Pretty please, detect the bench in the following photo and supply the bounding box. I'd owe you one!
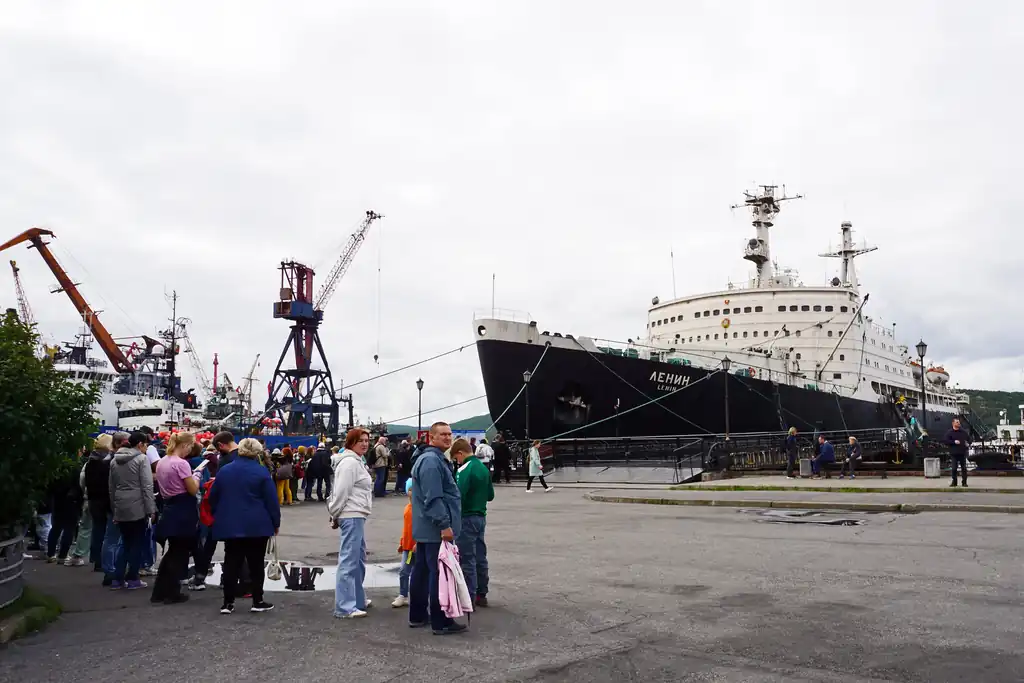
[820,459,887,479]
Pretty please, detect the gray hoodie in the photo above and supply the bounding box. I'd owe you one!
[108,446,157,522]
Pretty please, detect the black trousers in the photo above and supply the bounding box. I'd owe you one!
[492,462,512,484]
[222,537,268,605]
[152,536,193,601]
[526,475,548,490]
[951,454,968,483]
[786,452,797,477]
[47,500,80,559]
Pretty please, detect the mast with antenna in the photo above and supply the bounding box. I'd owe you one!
[731,185,803,289]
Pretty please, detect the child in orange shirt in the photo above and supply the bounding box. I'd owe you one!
[391,480,415,608]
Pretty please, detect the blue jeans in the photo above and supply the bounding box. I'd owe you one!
[142,523,156,568]
[395,471,409,495]
[114,518,147,582]
[374,468,388,496]
[457,516,489,599]
[34,513,52,548]
[334,518,367,616]
[399,550,414,597]
[409,541,451,630]
[102,517,123,577]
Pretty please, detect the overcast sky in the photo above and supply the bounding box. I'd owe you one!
[2,1,1021,427]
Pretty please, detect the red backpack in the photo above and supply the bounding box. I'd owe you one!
[199,478,216,527]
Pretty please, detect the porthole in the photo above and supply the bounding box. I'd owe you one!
[477,325,487,337]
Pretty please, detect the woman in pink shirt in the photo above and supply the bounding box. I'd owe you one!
[152,432,201,605]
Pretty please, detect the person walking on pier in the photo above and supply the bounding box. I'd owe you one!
[372,436,390,497]
[526,440,551,491]
[785,428,799,479]
[109,431,157,590]
[945,418,971,487]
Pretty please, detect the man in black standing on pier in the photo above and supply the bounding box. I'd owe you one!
[945,418,971,487]
[491,433,512,484]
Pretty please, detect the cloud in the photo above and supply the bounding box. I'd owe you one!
[1,0,1020,437]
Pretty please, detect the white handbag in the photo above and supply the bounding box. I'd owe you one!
[266,536,282,581]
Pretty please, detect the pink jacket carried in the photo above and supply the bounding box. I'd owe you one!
[437,540,474,619]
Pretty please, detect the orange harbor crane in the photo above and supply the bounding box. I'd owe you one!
[0,228,134,373]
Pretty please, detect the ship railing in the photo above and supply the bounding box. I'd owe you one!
[473,308,534,324]
[506,436,707,482]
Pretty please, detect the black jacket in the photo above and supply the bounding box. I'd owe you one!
[84,450,113,505]
[945,428,971,457]
[394,444,413,474]
[308,448,332,478]
[492,442,512,465]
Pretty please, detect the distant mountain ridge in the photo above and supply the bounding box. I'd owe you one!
[387,413,492,435]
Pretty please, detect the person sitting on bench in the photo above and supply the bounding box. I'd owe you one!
[811,435,836,478]
[839,436,861,479]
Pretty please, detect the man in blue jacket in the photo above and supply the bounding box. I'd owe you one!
[408,421,465,635]
[812,435,835,478]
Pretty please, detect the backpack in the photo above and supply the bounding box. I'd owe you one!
[199,478,216,526]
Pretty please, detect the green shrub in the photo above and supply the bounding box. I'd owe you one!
[0,311,98,533]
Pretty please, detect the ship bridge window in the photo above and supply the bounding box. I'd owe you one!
[813,305,822,312]
[733,332,738,339]
[744,306,752,313]
[671,316,676,322]
[663,318,668,324]
[825,305,834,312]
[833,373,842,379]
[763,330,768,337]
[840,306,849,312]
[742,331,748,338]
[704,310,710,317]
[694,312,700,319]
[697,335,702,341]
[713,309,720,316]
[778,306,786,312]
[723,308,730,315]
[753,331,758,337]
[801,305,810,312]
[795,330,801,337]
[827,331,833,337]
[755,306,763,312]
[839,354,845,361]
[865,358,870,365]
[689,337,693,342]
[789,305,798,312]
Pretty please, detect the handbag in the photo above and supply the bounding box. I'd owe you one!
[266,536,282,581]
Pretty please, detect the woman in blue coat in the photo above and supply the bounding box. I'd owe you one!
[208,437,280,615]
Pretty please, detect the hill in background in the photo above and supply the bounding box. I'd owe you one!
[387,413,491,436]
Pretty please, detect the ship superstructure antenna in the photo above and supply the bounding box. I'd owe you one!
[819,221,877,290]
[731,185,802,288]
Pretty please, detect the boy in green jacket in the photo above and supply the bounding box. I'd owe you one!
[452,437,494,607]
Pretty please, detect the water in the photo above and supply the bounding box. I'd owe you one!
[196,560,401,593]
[746,509,867,526]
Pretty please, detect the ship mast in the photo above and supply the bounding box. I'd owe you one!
[732,185,802,288]
[819,221,877,290]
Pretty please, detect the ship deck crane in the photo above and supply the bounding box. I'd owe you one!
[9,260,34,327]
[264,210,382,435]
[0,229,134,373]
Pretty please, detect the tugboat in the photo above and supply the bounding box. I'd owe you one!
[473,186,966,439]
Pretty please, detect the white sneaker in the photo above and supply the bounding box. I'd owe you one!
[544,486,554,492]
[392,595,409,608]
[525,489,534,493]
[363,599,373,609]
[337,609,367,619]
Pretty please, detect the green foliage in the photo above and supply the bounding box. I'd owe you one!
[0,311,98,532]
[963,389,1024,427]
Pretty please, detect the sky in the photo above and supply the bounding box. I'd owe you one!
[2,1,1021,428]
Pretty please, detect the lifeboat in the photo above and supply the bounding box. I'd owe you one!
[910,361,923,380]
[926,366,950,385]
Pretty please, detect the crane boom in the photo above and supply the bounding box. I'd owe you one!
[179,322,213,399]
[0,228,134,373]
[9,260,34,326]
[313,210,383,311]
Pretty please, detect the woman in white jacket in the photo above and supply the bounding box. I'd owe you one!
[327,428,374,619]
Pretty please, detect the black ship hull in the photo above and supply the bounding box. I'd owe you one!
[477,339,954,439]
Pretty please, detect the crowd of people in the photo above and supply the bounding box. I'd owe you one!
[31,423,537,630]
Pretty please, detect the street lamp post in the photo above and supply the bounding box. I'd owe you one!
[916,339,928,432]
[721,356,732,441]
[416,378,424,434]
[523,369,533,441]
[115,400,122,429]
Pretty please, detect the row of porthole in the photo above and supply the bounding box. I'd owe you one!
[650,303,852,327]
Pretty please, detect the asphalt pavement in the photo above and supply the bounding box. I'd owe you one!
[3,485,1024,682]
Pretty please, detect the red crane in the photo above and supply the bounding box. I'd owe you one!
[0,228,134,373]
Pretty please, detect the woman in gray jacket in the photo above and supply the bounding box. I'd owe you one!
[108,431,157,590]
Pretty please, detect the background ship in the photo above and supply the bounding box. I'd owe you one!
[475,186,974,441]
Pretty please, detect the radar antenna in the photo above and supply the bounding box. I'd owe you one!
[731,185,802,288]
